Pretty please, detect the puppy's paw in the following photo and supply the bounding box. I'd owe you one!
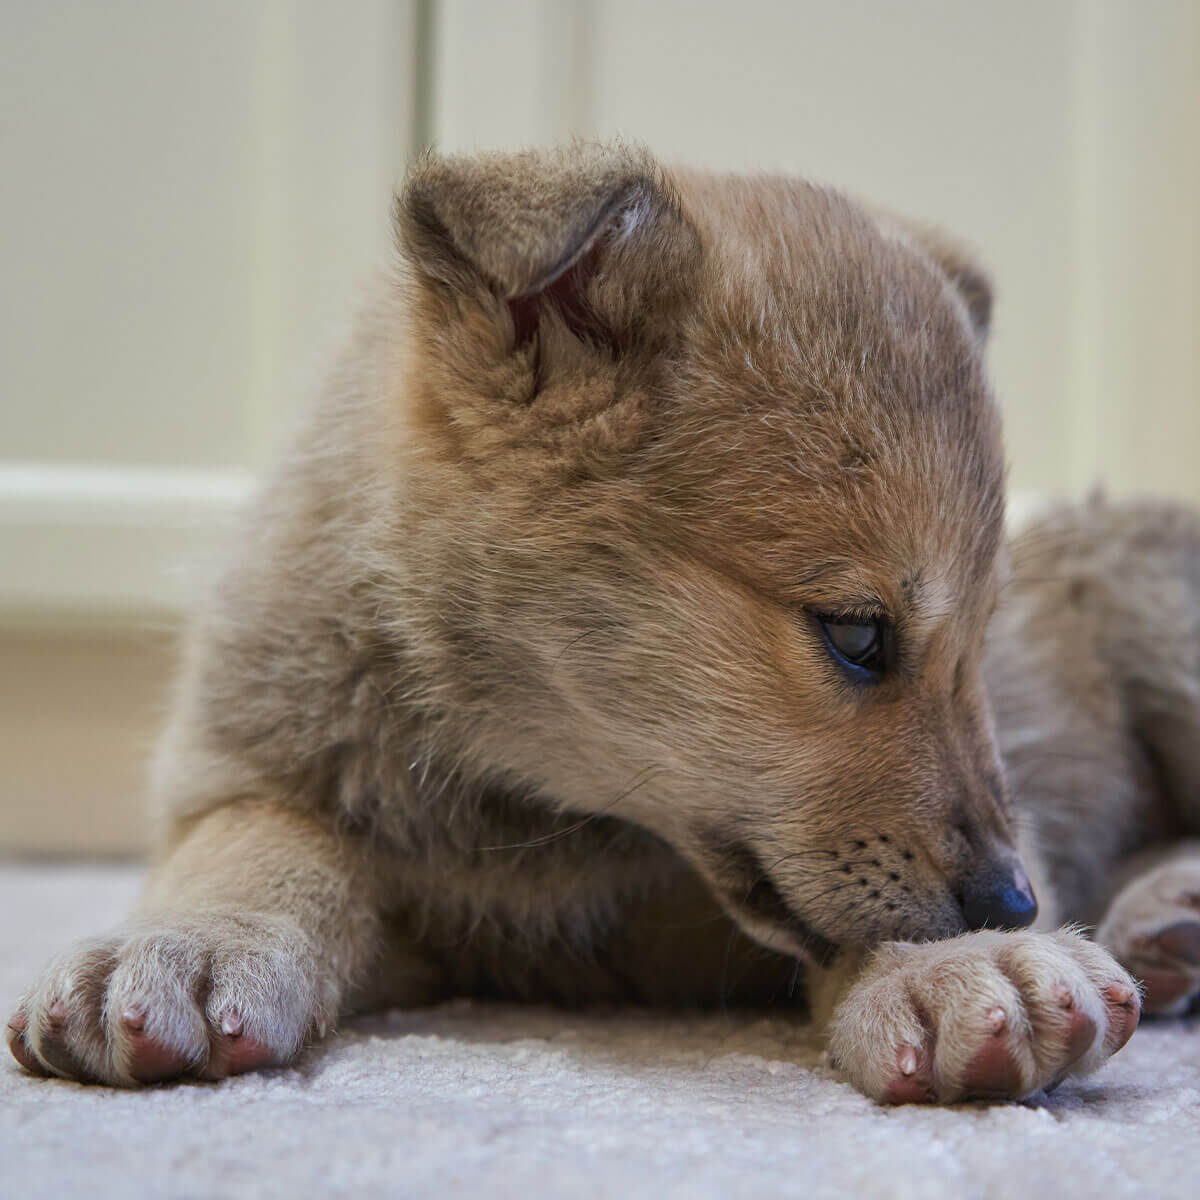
[1099,854,1200,1015]
[6,913,332,1086]
[827,929,1139,1104]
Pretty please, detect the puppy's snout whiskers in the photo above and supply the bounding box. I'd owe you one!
[770,831,955,944]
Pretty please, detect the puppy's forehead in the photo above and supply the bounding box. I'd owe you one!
[643,169,1005,599]
[673,170,949,334]
[669,170,994,436]
[787,486,1004,612]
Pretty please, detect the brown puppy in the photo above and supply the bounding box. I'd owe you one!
[15,142,1189,1105]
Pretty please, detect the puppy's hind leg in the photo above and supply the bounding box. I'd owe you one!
[1097,841,1200,1015]
[7,799,401,1085]
[1096,634,1200,1012]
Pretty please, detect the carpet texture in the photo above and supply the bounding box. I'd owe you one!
[2,862,1199,1199]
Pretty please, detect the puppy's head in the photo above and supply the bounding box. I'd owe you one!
[394,143,1032,960]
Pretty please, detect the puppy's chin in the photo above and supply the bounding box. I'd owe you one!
[700,838,842,965]
[717,858,969,957]
[729,908,841,966]
[726,894,968,964]
[827,899,971,951]
[700,834,960,965]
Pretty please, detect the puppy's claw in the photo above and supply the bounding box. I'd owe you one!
[120,1005,147,1032]
[884,1042,935,1105]
[983,1005,1008,1033]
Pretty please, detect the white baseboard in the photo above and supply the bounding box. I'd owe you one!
[0,464,1049,627]
[0,464,252,624]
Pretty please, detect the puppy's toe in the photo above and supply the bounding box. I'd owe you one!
[28,1000,102,1082]
[959,1007,1029,1098]
[206,1011,277,1078]
[116,1007,194,1083]
[882,1038,935,1105]
[7,1012,48,1077]
[1055,996,1100,1065]
[1100,983,1141,1053]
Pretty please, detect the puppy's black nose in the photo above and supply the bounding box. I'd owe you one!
[962,860,1038,930]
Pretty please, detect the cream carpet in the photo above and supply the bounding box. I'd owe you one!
[2,862,1199,1199]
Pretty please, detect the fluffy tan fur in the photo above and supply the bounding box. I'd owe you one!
[9,144,1195,1104]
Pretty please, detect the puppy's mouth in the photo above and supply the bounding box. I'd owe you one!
[708,839,841,966]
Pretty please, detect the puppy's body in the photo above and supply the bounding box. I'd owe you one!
[989,500,1200,923]
[10,145,1193,1101]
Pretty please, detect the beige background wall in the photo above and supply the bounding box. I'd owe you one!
[2,0,1197,854]
[2,1,421,852]
[434,0,1199,507]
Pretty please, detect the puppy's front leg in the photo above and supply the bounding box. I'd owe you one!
[816,931,1140,1104]
[7,800,388,1085]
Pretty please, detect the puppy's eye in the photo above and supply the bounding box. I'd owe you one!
[818,616,887,677]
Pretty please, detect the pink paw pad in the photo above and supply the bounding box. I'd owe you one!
[213,1010,275,1077]
[7,1011,46,1076]
[883,1041,935,1104]
[27,1000,97,1082]
[120,1006,191,1083]
[1149,921,1200,965]
[1127,921,1200,1013]
[1051,985,1098,1065]
[1101,983,1140,1050]
[961,1006,1024,1098]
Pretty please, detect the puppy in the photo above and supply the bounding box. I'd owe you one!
[13,142,1192,1104]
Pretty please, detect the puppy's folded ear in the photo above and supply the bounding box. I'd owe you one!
[915,227,992,342]
[880,214,993,342]
[396,142,699,355]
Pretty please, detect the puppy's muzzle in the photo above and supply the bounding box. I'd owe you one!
[960,857,1038,931]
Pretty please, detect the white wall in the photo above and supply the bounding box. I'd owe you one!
[1072,1,1200,501]
[1,0,418,616]
[433,0,1199,509]
[0,1,424,853]
[3,0,1196,624]
[0,0,1196,855]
